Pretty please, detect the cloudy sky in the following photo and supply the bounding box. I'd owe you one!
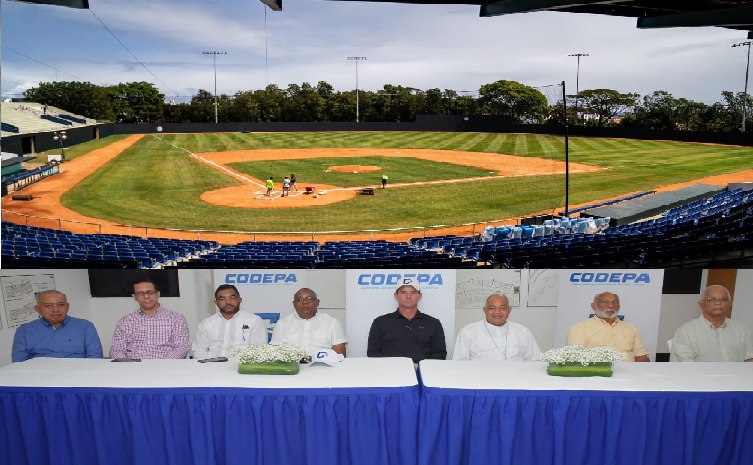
[1,0,749,104]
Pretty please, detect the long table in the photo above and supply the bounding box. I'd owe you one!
[0,357,419,465]
[418,361,753,465]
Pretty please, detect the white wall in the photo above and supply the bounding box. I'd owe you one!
[734,269,753,333]
[0,269,91,366]
[3,268,752,367]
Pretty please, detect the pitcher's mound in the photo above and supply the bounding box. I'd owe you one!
[329,165,381,173]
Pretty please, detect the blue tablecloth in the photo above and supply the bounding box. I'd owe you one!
[418,386,753,465]
[1,385,419,465]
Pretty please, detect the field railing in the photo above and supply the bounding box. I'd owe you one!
[1,209,528,243]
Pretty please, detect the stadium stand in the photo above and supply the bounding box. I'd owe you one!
[1,222,220,268]
[58,114,87,124]
[566,191,656,215]
[4,161,61,192]
[1,102,95,135]
[2,188,750,269]
[40,115,73,126]
[457,188,752,268]
[1,122,20,134]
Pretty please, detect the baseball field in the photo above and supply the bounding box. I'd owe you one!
[3,131,752,242]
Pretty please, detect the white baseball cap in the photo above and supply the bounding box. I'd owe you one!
[311,349,344,367]
[395,276,421,292]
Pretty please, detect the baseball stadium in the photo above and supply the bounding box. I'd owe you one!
[2,111,752,268]
[2,0,753,269]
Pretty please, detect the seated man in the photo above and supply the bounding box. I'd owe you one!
[12,290,103,362]
[453,293,541,361]
[367,277,446,363]
[567,291,649,362]
[192,284,268,359]
[672,285,753,362]
[270,288,346,356]
[109,280,190,359]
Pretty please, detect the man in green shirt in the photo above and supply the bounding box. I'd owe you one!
[266,177,274,196]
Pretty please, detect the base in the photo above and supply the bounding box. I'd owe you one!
[547,362,613,377]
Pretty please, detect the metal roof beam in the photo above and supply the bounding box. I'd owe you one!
[636,5,753,29]
[480,0,625,17]
[259,0,282,11]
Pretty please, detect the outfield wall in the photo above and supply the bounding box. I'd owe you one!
[2,116,750,157]
[110,116,752,146]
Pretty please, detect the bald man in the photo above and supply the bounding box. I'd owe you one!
[672,285,753,362]
[453,294,541,361]
[567,292,650,362]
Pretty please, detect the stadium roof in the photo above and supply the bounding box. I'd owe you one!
[7,0,88,8]
[262,0,753,35]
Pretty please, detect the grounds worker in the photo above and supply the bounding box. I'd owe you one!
[266,177,274,196]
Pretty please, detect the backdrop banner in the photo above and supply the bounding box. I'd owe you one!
[212,270,308,339]
[555,269,664,357]
[346,270,456,358]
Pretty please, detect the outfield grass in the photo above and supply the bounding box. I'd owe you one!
[29,134,131,164]
[229,156,495,188]
[59,132,753,233]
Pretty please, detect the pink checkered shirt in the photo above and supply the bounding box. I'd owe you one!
[109,305,190,359]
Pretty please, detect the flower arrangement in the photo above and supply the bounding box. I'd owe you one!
[230,344,309,365]
[541,345,625,367]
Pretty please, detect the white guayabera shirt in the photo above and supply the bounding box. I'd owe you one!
[270,311,346,353]
[191,311,268,359]
[453,320,542,361]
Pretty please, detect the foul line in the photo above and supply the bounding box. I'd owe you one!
[151,134,265,188]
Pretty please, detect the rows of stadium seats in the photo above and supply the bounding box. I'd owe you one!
[470,190,753,268]
[4,162,60,191]
[565,191,656,215]
[1,223,220,268]
[173,239,479,268]
[2,189,750,269]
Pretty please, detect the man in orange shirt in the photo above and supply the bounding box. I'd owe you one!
[567,292,650,362]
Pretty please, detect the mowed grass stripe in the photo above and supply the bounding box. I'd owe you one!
[57,132,753,232]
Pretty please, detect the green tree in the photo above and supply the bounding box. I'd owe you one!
[478,80,549,123]
[576,89,638,127]
[107,81,164,123]
[24,81,113,120]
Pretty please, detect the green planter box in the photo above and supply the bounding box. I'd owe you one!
[547,362,613,377]
[237,361,300,375]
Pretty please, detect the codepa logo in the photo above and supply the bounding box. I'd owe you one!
[357,273,444,289]
[225,273,298,285]
[569,272,650,285]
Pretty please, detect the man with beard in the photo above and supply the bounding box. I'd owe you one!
[567,291,650,362]
[191,284,268,359]
[270,288,346,356]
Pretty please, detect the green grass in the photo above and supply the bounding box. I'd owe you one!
[59,132,753,233]
[30,134,131,163]
[229,156,495,188]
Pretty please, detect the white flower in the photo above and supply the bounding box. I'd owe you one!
[541,345,625,366]
[229,344,309,364]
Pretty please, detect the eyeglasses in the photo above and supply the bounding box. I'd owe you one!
[703,297,730,303]
[134,290,157,296]
[294,296,317,303]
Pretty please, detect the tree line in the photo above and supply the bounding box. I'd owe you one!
[23,80,752,132]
